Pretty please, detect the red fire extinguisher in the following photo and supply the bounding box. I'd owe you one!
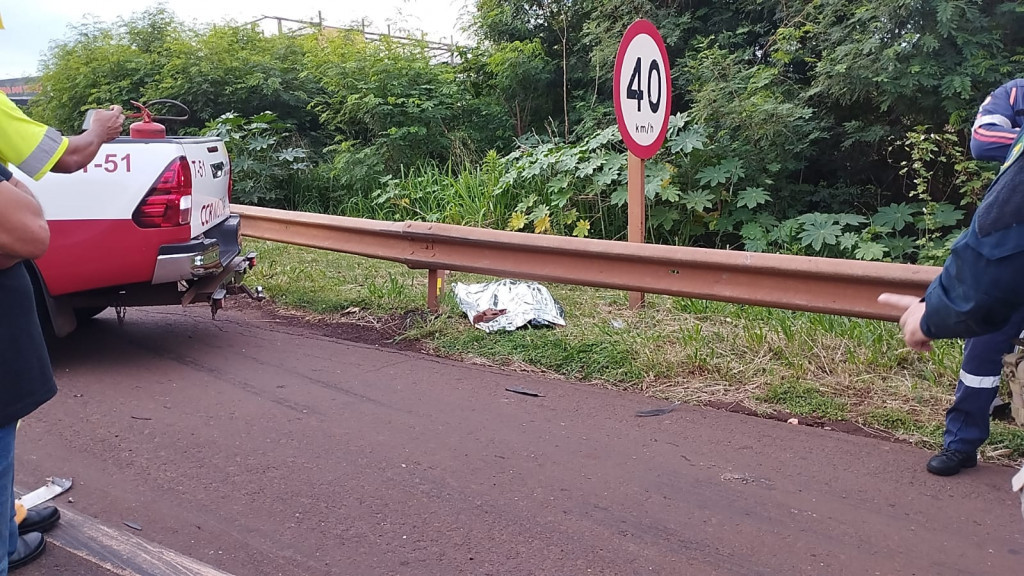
[126,99,190,139]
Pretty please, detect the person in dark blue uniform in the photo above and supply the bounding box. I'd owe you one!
[924,79,1024,476]
[880,123,1024,515]
[881,126,1024,444]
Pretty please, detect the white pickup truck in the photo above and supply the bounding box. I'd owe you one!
[14,103,261,338]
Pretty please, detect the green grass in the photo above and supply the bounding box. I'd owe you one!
[756,381,849,421]
[244,239,1024,462]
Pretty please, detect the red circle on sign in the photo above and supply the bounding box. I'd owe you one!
[613,19,672,159]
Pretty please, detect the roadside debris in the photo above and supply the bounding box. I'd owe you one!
[453,279,566,333]
[506,386,544,397]
[18,476,72,510]
[124,521,143,531]
[787,418,799,425]
[1013,467,1024,522]
[721,473,773,487]
[473,308,508,325]
[636,401,680,417]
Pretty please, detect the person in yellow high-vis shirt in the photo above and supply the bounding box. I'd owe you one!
[0,100,123,573]
[0,13,125,573]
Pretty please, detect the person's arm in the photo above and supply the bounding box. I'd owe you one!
[51,108,126,173]
[970,80,1024,162]
[917,234,1024,340]
[0,165,48,264]
[0,93,123,180]
[880,133,1024,349]
[8,175,35,198]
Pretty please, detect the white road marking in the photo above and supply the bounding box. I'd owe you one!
[15,490,238,576]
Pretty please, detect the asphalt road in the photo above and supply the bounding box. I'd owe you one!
[17,542,117,575]
[11,304,1024,575]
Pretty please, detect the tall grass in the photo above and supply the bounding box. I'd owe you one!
[282,154,523,229]
[275,152,632,242]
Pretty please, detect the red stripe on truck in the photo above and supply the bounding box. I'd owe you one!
[35,219,190,296]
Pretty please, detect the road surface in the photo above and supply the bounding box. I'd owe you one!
[12,304,1023,575]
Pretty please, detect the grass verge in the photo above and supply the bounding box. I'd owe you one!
[244,239,1024,462]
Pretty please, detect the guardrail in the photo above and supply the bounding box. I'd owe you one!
[233,205,941,322]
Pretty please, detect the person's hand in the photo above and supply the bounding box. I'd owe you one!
[877,293,933,352]
[89,105,125,142]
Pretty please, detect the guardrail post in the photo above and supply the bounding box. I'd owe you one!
[427,269,447,313]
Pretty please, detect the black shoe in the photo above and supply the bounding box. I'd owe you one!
[18,506,60,535]
[8,532,45,570]
[927,447,978,476]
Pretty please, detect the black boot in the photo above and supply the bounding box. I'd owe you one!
[8,532,45,570]
[927,447,978,476]
[18,505,60,535]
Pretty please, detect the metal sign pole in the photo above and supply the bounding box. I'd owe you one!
[627,152,646,309]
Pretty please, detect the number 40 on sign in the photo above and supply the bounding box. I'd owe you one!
[614,19,671,160]
[613,19,672,309]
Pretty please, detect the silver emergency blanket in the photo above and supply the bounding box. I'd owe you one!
[452,279,566,333]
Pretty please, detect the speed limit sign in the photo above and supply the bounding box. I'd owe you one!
[613,19,671,159]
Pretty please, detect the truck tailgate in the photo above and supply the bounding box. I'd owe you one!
[177,137,231,237]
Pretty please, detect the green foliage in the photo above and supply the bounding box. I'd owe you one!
[364,152,515,228]
[30,0,1024,268]
[306,33,506,172]
[496,124,627,238]
[153,24,320,132]
[31,7,184,133]
[682,43,826,190]
[489,109,977,262]
[483,40,556,136]
[32,7,319,135]
[203,112,311,207]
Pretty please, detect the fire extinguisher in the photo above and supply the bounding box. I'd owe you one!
[125,99,190,139]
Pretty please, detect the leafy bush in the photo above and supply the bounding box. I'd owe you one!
[495,113,975,262]
[29,0,1024,268]
[203,112,311,207]
[305,32,507,171]
[32,7,319,135]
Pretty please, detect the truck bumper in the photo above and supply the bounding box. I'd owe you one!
[152,213,263,315]
[152,215,249,284]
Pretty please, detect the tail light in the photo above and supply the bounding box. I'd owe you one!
[133,156,192,228]
[227,162,233,203]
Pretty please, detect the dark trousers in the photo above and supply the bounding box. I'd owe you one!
[945,308,1024,452]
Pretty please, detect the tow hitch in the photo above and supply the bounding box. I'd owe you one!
[214,251,265,318]
[181,251,265,319]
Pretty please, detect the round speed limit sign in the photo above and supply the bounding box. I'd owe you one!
[613,19,671,159]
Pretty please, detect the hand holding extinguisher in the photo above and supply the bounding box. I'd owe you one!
[82,105,126,143]
[82,99,189,140]
[125,99,190,139]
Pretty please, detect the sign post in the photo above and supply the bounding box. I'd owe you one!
[613,19,671,310]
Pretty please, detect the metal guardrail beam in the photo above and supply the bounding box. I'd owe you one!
[234,205,941,322]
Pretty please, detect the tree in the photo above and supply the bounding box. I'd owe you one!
[484,40,555,136]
